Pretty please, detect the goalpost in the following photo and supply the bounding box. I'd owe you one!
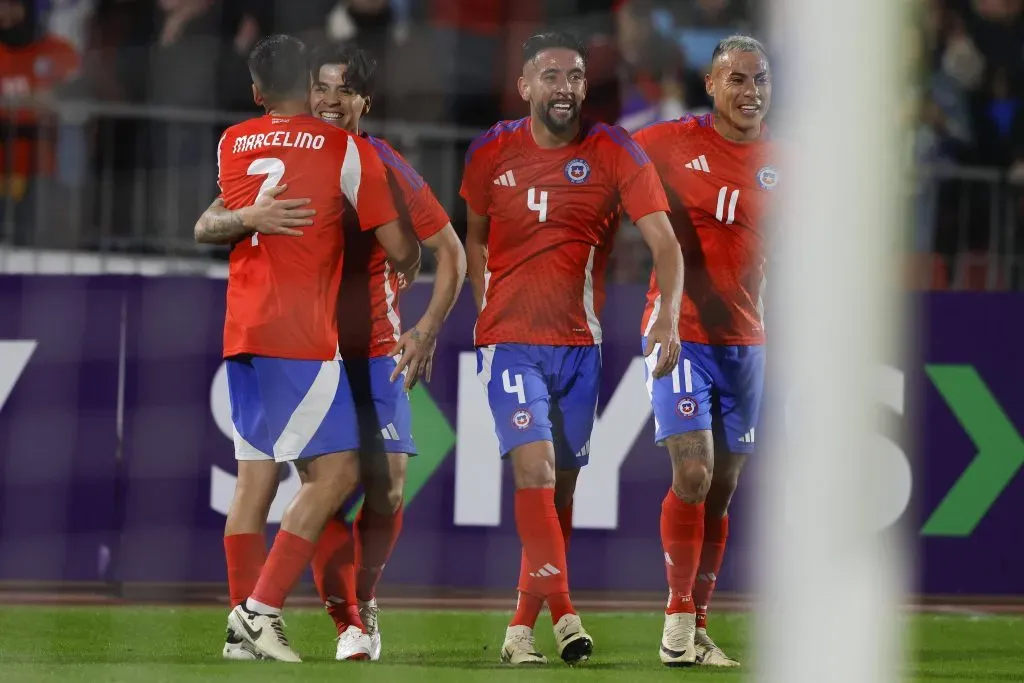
[757,0,912,681]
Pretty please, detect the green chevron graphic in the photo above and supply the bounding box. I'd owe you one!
[921,365,1024,537]
[345,384,456,522]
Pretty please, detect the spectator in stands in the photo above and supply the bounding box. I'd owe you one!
[0,0,80,245]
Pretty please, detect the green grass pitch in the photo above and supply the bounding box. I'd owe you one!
[1,606,1022,682]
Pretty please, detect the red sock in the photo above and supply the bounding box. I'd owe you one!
[515,489,574,624]
[311,518,362,634]
[694,513,729,629]
[250,530,316,610]
[224,533,266,608]
[512,503,574,628]
[355,503,404,602]
[661,491,704,615]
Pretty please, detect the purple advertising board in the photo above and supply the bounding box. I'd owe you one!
[0,274,1021,596]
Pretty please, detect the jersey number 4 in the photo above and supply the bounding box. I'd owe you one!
[716,186,740,225]
[527,187,549,223]
[247,157,285,246]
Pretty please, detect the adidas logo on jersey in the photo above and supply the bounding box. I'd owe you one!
[683,155,710,173]
[380,423,400,440]
[738,428,755,444]
[493,170,517,187]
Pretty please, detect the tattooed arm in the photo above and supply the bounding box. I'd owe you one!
[194,185,315,245]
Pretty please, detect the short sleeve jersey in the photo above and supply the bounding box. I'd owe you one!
[635,113,775,345]
[217,114,398,360]
[460,117,669,347]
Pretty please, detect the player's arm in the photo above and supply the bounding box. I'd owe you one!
[389,222,466,388]
[458,138,494,314]
[620,127,683,377]
[465,206,489,314]
[194,185,315,244]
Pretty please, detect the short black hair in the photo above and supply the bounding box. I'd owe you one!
[248,34,309,103]
[308,43,378,97]
[522,31,588,67]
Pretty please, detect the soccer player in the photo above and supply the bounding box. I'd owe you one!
[193,35,421,663]
[303,43,467,662]
[633,35,774,667]
[462,31,684,666]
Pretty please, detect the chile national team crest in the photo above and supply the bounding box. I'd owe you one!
[675,397,698,419]
[756,165,778,191]
[511,408,533,430]
[564,158,591,184]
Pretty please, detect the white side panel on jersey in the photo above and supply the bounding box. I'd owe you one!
[757,0,909,681]
[643,294,661,337]
[341,135,362,209]
[582,246,602,344]
[382,260,402,341]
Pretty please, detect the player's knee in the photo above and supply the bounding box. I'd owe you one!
[366,476,405,514]
[706,461,744,516]
[665,433,714,503]
[510,442,557,489]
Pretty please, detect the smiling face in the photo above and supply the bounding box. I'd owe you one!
[519,47,587,136]
[706,48,772,141]
[309,63,368,134]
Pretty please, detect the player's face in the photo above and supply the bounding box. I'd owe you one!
[519,48,587,134]
[0,0,26,29]
[310,64,368,134]
[706,50,771,133]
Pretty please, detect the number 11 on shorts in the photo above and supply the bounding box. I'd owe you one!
[671,359,692,394]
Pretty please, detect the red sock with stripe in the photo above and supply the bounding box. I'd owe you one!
[694,514,729,629]
[512,504,574,628]
[514,489,574,625]
[661,491,704,615]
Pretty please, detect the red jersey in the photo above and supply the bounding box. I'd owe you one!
[337,134,450,358]
[461,118,669,347]
[218,114,398,360]
[635,113,775,345]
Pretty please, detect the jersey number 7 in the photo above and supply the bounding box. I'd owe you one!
[247,157,285,246]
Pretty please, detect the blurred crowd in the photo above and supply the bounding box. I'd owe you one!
[1,0,1022,286]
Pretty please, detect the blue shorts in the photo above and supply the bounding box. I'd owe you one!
[642,339,765,454]
[227,355,360,462]
[343,355,417,456]
[476,344,601,468]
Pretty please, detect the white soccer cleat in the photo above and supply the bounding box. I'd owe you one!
[659,611,697,666]
[553,613,593,665]
[695,627,741,667]
[222,624,261,660]
[227,604,301,663]
[358,598,382,661]
[500,625,548,665]
[335,624,372,661]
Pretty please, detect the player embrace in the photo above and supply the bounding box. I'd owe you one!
[194,35,421,663]
[461,31,684,666]
[634,35,775,667]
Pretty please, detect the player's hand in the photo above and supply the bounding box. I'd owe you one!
[388,324,438,390]
[241,184,315,236]
[395,258,421,291]
[644,317,681,379]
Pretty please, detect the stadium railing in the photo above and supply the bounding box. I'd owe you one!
[1,98,1022,288]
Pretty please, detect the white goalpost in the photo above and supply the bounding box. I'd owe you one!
[757,0,912,681]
